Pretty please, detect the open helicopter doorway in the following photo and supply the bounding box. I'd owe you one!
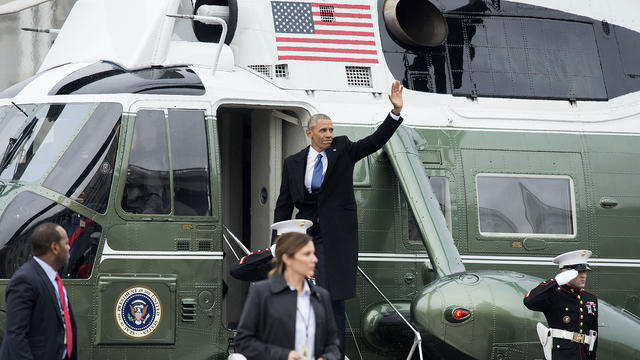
[217,106,308,329]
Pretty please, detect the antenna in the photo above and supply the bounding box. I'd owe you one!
[166,14,228,75]
[20,27,59,34]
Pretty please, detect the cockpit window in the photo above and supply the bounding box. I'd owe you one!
[122,110,171,214]
[476,174,575,236]
[42,103,122,213]
[169,109,211,216]
[0,103,95,182]
[121,108,212,216]
[0,191,102,279]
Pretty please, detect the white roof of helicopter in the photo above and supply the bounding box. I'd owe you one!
[3,0,640,135]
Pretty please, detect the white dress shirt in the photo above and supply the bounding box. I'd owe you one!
[34,256,69,359]
[288,280,316,359]
[304,147,327,194]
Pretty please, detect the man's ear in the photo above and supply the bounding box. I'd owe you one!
[49,241,60,255]
[305,129,312,137]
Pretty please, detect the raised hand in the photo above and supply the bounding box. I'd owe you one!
[388,80,404,115]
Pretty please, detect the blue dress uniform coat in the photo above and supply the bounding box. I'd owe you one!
[273,114,402,300]
[0,258,78,360]
[524,279,598,360]
[235,274,340,360]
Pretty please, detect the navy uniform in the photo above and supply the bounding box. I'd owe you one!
[524,250,598,360]
[230,220,312,282]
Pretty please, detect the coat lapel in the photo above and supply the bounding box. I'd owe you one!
[291,147,309,200]
[31,258,64,325]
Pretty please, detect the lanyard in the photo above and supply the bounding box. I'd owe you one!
[297,299,313,358]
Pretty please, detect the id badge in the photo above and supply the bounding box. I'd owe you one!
[301,346,311,360]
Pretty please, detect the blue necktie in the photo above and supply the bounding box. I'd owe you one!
[311,153,323,193]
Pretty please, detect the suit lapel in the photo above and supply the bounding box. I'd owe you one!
[31,258,64,325]
[291,147,309,200]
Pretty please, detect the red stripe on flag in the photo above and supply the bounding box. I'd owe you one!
[279,55,379,63]
[276,37,376,46]
[311,3,370,10]
[312,12,372,19]
[314,20,373,27]
[277,46,377,54]
[315,29,374,37]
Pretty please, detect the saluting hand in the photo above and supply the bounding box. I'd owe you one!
[288,350,302,360]
[388,80,404,115]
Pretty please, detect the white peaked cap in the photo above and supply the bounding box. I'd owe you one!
[270,219,313,235]
[553,250,592,269]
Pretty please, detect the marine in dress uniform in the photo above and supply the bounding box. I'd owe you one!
[230,220,312,282]
[524,250,598,360]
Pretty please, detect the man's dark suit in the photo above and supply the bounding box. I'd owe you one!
[273,114,402,300]
[0,258,78,360]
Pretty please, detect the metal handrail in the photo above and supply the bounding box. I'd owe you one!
[166,14,228,75]
[223,225,251,256]
[357,266,423,360]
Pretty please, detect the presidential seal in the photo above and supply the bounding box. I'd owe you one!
[115,286,162,338]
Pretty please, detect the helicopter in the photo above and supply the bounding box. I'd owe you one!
[1,0,640,359]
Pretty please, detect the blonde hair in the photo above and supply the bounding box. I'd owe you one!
[269,232,313,278]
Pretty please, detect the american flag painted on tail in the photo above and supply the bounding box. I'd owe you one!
[271,1,379,64]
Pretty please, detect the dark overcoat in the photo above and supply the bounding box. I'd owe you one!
[273,114,402,299]
[524,279,598,360]
[235,274,340,360]
[0,258,78,360]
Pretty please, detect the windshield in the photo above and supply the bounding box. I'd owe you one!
[0,103,96,182]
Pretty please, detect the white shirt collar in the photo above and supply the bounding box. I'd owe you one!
[287,278,311,295]
[307,146,325,161]
[34,256,58,283]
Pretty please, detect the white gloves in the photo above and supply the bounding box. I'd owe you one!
[270,243,277,256]
[555,269,579,286]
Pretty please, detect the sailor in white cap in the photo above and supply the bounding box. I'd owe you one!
[230,220,313,282]
[523,250,598,360]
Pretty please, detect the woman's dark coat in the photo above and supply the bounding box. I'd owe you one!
[235,274,340,360]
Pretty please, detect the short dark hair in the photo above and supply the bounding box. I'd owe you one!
[32,223,63,256]
[308,113,331,130]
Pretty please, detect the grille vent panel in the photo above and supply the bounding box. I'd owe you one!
[248,65,273,79]
[176,240,190,251]
[181,298,197,322]
[198,240,212,251]
[346,66,372,87]
[275,64,289,79]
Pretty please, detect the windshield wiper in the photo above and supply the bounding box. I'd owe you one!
[11,102,29,117]
[0,115,39,175]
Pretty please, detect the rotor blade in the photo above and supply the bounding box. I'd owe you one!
[0,0,51,15]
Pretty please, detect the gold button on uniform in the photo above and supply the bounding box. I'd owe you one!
[565,307,569,311]
[577,295,581,299]
[580,322,583,326]
[557,345,560,349]
[581,315,584,319]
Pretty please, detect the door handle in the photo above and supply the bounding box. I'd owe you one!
[599,197,618,208]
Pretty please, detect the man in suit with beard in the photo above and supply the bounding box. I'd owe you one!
[0,223,77,360]
[273,80,404,357]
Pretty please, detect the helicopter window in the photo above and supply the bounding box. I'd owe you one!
[0,191,102,279]
[476,174,575,236]
[168,109,211,216]
[48,62,206,96]
[0,103,95,182]
[122,110,171,214]
[43,103,122,214]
